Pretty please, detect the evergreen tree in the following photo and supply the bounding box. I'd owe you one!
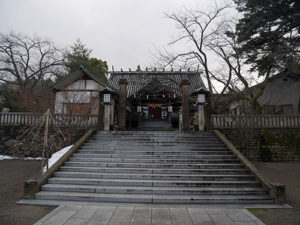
[234,0,300,76]
[65,39,108,81]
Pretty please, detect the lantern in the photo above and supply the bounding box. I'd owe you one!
[103,93,111,103]
[197,93,205,105]
[168,106,173,112]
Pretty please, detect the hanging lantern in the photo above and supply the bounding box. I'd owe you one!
[173,94,176,98]
[168,105,173,112]
[163,94,165,98]
[147,95,149,100]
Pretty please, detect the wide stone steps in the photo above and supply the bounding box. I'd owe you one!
[35,191,273,204]
[41,184,268,195]
[35,131,273,204]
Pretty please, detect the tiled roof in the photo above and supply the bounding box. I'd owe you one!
[108,71,205,97]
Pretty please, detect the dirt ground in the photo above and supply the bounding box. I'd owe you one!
[251,161,300,225]
[0,160,54,225]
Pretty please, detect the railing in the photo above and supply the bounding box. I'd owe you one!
[212,114,300,128]
[0,112,98,128]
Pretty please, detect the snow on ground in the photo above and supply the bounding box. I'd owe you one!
[0,145,73,169]
[0,155,18,160]
[43,145,73,173]
[0,155,42,160]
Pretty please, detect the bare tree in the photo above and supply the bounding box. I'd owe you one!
[154,3,233,105]
[155,2,272,113]
[0,32,64,95]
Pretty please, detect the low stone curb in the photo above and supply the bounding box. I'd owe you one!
[214,130,286,204]
[23,128,97,199]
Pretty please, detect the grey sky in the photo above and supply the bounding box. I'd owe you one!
[0,0,217,71]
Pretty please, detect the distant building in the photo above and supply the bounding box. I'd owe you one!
[229,70,300,115]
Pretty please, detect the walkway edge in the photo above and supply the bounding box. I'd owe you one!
[23,128,97,199]
[213,130,285,204]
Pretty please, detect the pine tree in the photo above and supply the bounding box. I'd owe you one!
[234,0,300,76]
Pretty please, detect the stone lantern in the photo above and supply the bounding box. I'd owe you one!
[192,87,210,131]
[99,88,116,131]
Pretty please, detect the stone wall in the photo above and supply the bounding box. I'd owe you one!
[219,128,300,161]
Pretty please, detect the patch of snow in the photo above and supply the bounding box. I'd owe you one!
[24,157,43,160]
[0,155,43,160]
[43,145,73,173]
[0,155,18,160]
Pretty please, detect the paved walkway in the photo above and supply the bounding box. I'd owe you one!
[34,205,265,225]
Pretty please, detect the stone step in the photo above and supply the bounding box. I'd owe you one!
[95,132,214,135]
[41,184,268,195]
[54,171,255,181]
[72,153,235,159]
[60,166,250,174]
[86,139,221,143]
[77,150,233,155]
[64,161,244,169]
[48,177,261,187]
[84,142,223,146]
[88,137,221,141]
[79,147,229,151]
[68,157,240,164]
[35,191,274,204]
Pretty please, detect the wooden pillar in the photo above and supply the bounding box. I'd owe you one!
[118,79,128,130]
[181,80,190,131]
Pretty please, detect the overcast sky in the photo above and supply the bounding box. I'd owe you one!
[0,0,223,71]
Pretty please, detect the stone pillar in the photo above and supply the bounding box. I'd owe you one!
[104,103,110,131]
[97,94,104,130]
[180,80,190,131]
[204,93,212,130]
[118,79,128,130]
[198,105,205,131]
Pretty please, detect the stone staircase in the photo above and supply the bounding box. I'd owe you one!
[35,131,274,204]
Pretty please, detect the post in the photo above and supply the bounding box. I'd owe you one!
[118,79,128,130]
[204,92,212,130]
[180,80,190,131]
[104,104,110,131]
[198,105,205,131]
[97,94,104,130]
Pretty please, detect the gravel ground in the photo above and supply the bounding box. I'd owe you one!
[250,161,300,225]
[0,160,54,225]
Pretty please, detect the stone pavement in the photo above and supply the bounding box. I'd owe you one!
[34,205,265,225]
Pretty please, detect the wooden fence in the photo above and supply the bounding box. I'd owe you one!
[212,114,300,129]
[0,112,98,128]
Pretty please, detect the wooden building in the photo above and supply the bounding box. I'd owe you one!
[48,66,206,130]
